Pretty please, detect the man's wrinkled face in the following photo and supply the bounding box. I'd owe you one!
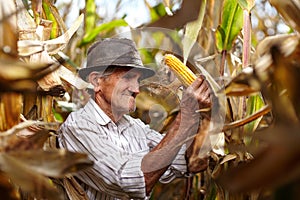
[98,68,142,114]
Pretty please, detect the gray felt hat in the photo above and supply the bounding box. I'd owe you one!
[79,38,155,80]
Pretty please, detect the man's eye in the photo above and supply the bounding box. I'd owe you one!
[123,74,132,80]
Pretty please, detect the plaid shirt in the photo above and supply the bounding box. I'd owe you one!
[58,99,187,199]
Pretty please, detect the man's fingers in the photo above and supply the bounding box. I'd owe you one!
[190,75,205,89]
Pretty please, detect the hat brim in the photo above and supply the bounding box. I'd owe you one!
[78,64,155,80]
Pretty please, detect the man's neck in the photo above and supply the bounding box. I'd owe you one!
[94,96,123,123]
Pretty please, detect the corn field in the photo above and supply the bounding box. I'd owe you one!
[0,0,300,199]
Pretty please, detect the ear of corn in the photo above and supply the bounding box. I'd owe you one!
[163,54,197,87]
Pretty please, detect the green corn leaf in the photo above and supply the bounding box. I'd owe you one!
[215,0,243,52]
[183,0,206,64]
[149,3,167,22]
[237,0,255,12]
[244,94,265,135]
[85,0,96,33]
[42,2,59,39]
[79,19,128,47]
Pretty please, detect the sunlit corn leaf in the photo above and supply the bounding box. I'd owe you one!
[53,51,78,71]
[44,12,82,54]
[269,0,300,33]
[0,153,63,200]
[4,149,94,178]
[16,0,36,33]
[217,124,300,193]
[54,52,91,91]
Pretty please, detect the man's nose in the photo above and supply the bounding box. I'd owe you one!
[129,81,140,93]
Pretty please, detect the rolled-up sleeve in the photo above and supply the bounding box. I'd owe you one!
[159,144,187,183]
[141,122,188,184]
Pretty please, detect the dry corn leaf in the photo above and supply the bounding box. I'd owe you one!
[0,58,57,81]
[186,117,210,173]
[0,0,18,59]
[217,31,300,195]
[221,67,261,96]
[0,61,60,92]
[2,129,51,152]
[4,149,94,178]
[222,34,299,97]
[57,65,91,90]
[255,35,300,123]
[0,93,23,131]
[217,124,300,193]
[0,120,59,152]
[0,171,20,200]
[0,153,63,200]
[18,14,84,56]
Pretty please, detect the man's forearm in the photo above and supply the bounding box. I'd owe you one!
[141,112,199,194]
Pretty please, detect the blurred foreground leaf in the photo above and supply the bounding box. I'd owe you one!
[4,149,94,178]
[217,124,300,194]
[0,152,63,200]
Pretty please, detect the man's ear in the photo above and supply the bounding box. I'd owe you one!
[88,72,102,92]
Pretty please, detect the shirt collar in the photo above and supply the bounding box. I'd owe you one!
[85,98,112,125]
[117,115,133,132]
[84,99,135,131]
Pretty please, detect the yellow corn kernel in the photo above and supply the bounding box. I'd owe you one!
[163,54,197,87]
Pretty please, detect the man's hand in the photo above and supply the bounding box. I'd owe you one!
[180,75,212,121]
